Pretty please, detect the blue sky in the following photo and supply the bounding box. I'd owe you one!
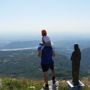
[0,0,90,40]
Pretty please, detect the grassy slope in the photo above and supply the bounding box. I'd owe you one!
[0,77,90,90]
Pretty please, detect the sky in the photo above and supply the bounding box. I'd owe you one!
[0,0,90,40]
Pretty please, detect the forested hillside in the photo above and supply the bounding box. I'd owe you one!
[0,48,89,79]
[81,48,90,73]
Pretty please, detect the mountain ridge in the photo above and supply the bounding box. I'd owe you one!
[0,48,90,79]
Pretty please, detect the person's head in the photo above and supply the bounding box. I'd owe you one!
[41,29,47,36]
[74,44,80,51]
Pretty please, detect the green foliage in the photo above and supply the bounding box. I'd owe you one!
[0,77,89,90]
[0,49,89,79]
[0,77,43,90]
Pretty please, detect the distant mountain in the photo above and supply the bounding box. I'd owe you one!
[0,40,90,79]
[0,49,72,79]
[53,40,90,58]
[81,48,90,73]
[0,41,38,49]
[0,48,88,79]
[0,41,10,49]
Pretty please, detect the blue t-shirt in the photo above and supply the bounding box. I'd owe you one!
[41,46,53,64]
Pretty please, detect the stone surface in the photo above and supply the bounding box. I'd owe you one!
[0,80,2,88]
[67,80,85,90]
[41,80,59,90]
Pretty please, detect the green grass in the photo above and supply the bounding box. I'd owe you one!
[0,77,89,90]
[0,77,43,90]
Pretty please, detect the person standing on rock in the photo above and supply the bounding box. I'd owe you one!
[38,29,56,90]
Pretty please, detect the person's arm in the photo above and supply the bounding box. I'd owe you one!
[38,50,42,57]
[37,44,43,57]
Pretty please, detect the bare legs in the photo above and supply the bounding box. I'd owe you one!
[51,69,56,84]
[43,72,48,85]
[43,69,56,85]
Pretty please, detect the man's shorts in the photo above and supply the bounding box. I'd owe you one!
[41,62,54,72]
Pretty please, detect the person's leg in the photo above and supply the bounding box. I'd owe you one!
[43,72,48,86]
[50,62,56,84]
[41,64,49,89]
[51,69,56,84]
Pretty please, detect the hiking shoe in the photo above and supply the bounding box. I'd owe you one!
[43,84,49,90]
[52,76,56,84]
[43,86,49,90]
[52,80,56,84]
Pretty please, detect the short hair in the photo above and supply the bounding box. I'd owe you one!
[41,29,47,36]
